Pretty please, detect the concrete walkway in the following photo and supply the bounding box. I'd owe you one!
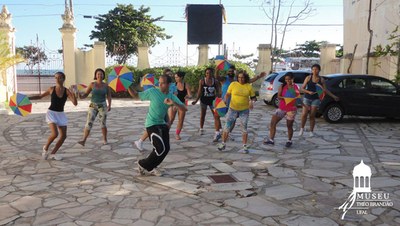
[0,99,399,226]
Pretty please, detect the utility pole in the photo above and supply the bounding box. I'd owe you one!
[37,34,41,95]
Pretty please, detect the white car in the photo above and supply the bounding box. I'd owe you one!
[259,70,311,107]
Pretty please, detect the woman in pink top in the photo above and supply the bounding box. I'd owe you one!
[264,72,299,147]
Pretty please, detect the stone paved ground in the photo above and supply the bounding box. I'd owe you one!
[1,99,400,226]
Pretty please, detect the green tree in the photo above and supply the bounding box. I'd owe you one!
[293,40,322,57]
[373,26,400,83]
[16,46,47,73]
[336,45,343,58]
[90,4,171,64]
[0,34,24,72]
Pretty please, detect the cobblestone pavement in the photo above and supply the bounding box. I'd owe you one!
[1,99,400,226]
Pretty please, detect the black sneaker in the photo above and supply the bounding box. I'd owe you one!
[285,141,292,148]
[263,139,274,145]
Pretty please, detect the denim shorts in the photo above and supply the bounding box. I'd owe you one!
[303,98,321,107]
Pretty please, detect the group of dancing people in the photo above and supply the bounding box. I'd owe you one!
[30,63,337,176]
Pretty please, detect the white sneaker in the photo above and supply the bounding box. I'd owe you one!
[41,146,49,160]
[298,128,304,137]
[199,128,205,135]
[137,161,145,176]
[309,132,314,137]
[134,140,144,151]
[49,154,63,161]
[148,168,162,177]
[213,133,221,142]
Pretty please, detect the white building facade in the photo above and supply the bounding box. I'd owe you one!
[342,0,400,80]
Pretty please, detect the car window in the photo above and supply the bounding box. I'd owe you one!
[294,73,309,84]
[369,78,397,94]
[343,78,367,89]
[265,73,278,82]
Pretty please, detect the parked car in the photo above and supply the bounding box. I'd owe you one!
[259,70,311,107]
[319,74,400,123]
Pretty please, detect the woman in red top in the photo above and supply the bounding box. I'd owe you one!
[264,72,298,147]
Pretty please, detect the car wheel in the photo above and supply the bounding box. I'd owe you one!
[263,99,270,105]
[271,94,279,108]
[323,103,344,123]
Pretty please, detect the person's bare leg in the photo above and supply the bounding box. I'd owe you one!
[242,132,248,145]
[212,109,221,132]
[175,109,185,140]
[141,131,148,141]
[309,106,318,132]
[102,127,107,144]
[287,120,294,140]
[200,107,206,130]
[222,131,228,143]
[51,126,67,154]
[78,129,90,146]
[269,115,281,140]
[45,123,58,150]
[300,105,309,130]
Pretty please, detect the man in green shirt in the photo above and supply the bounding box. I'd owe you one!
[128,74,187,176]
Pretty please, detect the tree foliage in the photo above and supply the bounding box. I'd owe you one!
[254,0,314,71]
[0,34,24,73]
[293,40,323,57]
[373,26,400,83]
[90,4,171,64]
[16,46,47,72]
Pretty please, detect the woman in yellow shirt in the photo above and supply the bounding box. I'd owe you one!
[217,71,257,153]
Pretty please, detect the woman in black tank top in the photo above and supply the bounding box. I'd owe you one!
[168,71,192,140]
[299,64,339,137]
[191,68,222,141]
[30,72,77,160]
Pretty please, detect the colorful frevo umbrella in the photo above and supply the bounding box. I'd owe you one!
[213,97,228,117]
[215,55,231,70]
[283,85,301,106]
[108,66,134,92]
[316,84,326,100]
[76,84,87,94]
[9,93,32,117]
[141,73,159,91]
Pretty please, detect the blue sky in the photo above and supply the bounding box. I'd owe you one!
[3,0,343,64]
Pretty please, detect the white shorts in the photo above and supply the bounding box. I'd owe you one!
[46,109,68,126]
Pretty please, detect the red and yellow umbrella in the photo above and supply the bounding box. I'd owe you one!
[283,85,301,105]
[108,66,134,92]
[9,93,32,117]
[213,97,228,117]
[141,73,159,91]
[76,84,87,94]
[316,84,326,100]
[215,55,231,70]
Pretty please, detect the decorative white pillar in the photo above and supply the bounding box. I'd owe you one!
[59,4,77,87]
[197,44,209,66]
[0,5,17,114]
[253,44,272,92]
[320,43,337,75]
[255,44,271,74]
[137,43,150,69]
